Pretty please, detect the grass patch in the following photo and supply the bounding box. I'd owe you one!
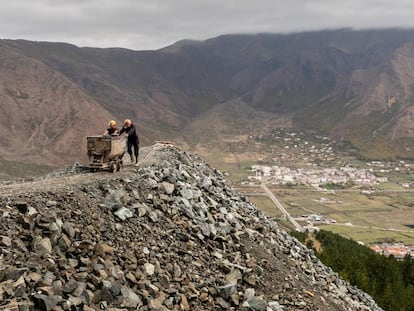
[248,196,282,218]
[320,224,414,245]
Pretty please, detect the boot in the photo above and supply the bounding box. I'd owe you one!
[130,154,134,163]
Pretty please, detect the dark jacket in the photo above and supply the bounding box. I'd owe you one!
[120,123,139,143]
[105,127,119,135]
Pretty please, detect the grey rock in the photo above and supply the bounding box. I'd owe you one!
[0,235,12,247]
[160,181,175,194]
[120,286,142,308]
[62,222,76,239]
[216,282,237,300]
[144,263,155,276]
[34,237,52,257]
[0,144,383,311]
[46,200,58,207]
[114,206,134,221]
[245,297,268,311]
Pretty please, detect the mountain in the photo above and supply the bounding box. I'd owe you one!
[2,28,414,172]
[0,41,115,166]
[0,143,382,310]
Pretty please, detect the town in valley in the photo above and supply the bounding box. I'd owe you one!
[231,129,414,259]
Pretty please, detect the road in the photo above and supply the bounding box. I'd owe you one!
[260,183,302,231]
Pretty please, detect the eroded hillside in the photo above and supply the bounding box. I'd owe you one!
[3,29,414,170]
[0,144,382,310]
[0,43,115,166]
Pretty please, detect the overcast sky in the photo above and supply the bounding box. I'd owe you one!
[1,0,414,51]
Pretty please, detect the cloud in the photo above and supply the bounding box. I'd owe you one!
[1,0,414,50]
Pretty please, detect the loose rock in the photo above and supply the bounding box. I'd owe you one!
[0,144,383,310]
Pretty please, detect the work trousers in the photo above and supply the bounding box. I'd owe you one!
[127,139,139,160]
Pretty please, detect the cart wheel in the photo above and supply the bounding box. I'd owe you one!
[111,163,117,173]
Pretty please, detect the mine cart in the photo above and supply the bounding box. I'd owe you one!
[87,135,126,172]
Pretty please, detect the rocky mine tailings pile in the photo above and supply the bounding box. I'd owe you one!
[0,144,382,311]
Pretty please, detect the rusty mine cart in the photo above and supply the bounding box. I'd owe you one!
[87,135,126,172]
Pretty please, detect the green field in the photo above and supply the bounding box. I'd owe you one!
[234,184,414,245]
[319,224,414,245]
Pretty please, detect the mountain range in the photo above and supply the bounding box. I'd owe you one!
[2,28,414,172]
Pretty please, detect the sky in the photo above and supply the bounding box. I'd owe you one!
[1,0,414,51]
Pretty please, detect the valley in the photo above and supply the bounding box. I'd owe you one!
[196,128,414,247]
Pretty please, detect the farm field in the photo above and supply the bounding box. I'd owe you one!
[235,184,414,245]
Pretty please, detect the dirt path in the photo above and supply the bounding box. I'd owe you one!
[0,169,113,197]
[0,145,161,198]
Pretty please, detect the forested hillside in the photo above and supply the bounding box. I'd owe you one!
[293,230,414,311]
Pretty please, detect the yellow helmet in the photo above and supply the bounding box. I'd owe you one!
[108,120,116,126]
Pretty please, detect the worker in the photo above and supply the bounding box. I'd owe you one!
[103,120,119,136]
[119,118,139,164]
